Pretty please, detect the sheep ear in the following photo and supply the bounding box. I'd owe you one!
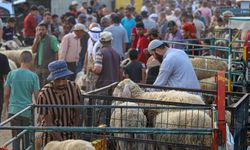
[121,84,132,98]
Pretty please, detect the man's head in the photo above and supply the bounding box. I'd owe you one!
[125,6,133,18]
[37,23,48,38]
[43,12,51,23]
[148,39,167,63]
[20,51,33,66]
[141,11,148,19]
[47,60,73,90]
[110,13,121,24]
[148,28,159,41]
[136,22,145,36]
[100,17,110,28]
[73,23,88,38]
[78,13,87,24]
[52,14,59,23]
[181,23,196,39]
[129,49,139,60]
[167,21,178,34]
[30,5,39,16]
[100,31,113,45]
[7,17,15,28]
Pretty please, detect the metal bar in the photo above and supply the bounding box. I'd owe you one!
[0,106,32,126]
[0,126,214,134]
[85,82,118,95]
[2,129,28,147]
[31,104,212,110]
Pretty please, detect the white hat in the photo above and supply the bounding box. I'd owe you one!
[88,27,102,42]
[148,39,164,53]
[100,31,113,42]
[72,0,78,5]
[73,23,88,32]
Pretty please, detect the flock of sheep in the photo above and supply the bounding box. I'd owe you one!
[0,49,230,150]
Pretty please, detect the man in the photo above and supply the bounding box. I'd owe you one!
[40,12,52,35]
[198,1,212,27]
[105,13,129,59]
[32,23,59,87]
[164,21,184,49]
[36,60,80,146]
[24,5,39,46]
[92,31,121,89]
[0,53,10,122]
[141,11,157,30]
[157,11,168,39]
[136,22,149,64]
[121,7,136,45]
[91,31,120,125]
[59,23,88,80]
[147,39,200,89]
[4,51,40,150]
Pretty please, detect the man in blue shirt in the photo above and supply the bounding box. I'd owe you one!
[147,39,200,89]
[3,18,16,41]
[121,7,135,45]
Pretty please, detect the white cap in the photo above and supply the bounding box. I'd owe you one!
[72,0,78,5]
[100,31,113,42]
[148,39,164,53]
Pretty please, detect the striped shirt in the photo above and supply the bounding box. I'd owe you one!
[37,80,81,140]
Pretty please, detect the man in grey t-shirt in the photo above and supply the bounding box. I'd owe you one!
[105,13,129,58]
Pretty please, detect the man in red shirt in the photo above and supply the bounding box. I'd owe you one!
[136,22,149,64]
[24,5,39,46]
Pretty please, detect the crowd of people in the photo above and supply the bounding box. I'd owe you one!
[0,0,244,149]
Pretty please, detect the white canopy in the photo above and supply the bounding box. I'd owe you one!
[229,17,250,30]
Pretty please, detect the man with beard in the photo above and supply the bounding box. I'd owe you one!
[32,23,59,87]
[147,39,200,89]
[36,60,81,148]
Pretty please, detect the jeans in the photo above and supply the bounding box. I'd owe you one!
[9,114,30,150]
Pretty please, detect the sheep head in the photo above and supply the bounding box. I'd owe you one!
[113,79,144,98]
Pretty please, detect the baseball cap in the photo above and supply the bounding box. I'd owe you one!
[100,31,113,42]
[148,39,164,53]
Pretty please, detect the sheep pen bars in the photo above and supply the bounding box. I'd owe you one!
[0,74,249,150]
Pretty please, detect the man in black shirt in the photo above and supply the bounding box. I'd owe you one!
[0,53,10,122]
[3,18,16,41]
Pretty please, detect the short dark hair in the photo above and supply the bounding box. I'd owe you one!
[38,23,48,29]
[110,13,121,24]
[43,11,51,16]
[136,22,144,29]
[129,49,139,60]
[30,5,38,11]
[148,28,159,37]
[52,14,58,19]
[20,51,33,63]
[7,17,15,23]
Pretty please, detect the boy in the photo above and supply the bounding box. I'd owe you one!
[3,17,16,41]
[136,22,149,64]
[124,49,145,83]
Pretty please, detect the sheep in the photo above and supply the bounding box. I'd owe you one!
[154,110,212,150]
[75,71,87,91]
[43,139,95,150]
[8,59,17,70]
[110,102,147,150]
[0,49,33,67]
[191,56,227,80]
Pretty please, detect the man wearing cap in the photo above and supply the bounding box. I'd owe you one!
[59,23,88,80]
[32,23,59,87]
[91,31,120,125]
[36,60,81,146]
[91,31,121,89]
[164,21,185,49]
[147,39,200,89]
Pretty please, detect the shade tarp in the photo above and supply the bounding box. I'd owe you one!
[229,17,250,30]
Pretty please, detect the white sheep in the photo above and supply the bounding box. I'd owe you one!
[43,139,95,150]
[154,110,212,150]
[8,59,17,70]
[110,102,147,150]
